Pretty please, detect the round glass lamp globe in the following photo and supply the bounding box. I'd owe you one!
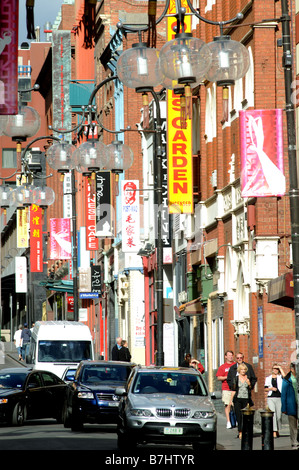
[32,186,55,207]
[2,106,41,139]
[205,37,250,85]
[46,141,76,172]
[75,140,108,172]
[117,43,164,89]
[105,141,134,172]
[10,185,33,207]
[159,34,211,83]
[0,185,13,207]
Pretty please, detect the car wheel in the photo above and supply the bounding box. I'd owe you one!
[62,402,71,428]
[11,402,26,426]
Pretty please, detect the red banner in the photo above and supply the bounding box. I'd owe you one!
[50,218,72,260]
[86,182,98,251]
[30,205,43,272]
[0,0,18,115]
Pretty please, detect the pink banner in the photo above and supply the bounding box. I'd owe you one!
[50,218,72,260]
[240,109,285,197]
[0,0,18,115]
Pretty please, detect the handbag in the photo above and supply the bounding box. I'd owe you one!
[229,408,237,428]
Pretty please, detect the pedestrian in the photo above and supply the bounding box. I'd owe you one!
[30,322,35,332]
[227,352,257,397]
[13,324,23,361]
[190,357,205,374]
[118,340,131,362]
[216,350,236,429]
[264,363,285,438]
[229,363,254,439]
[21,323,31,361]
[180,353,192,367]
[111,337,122,361]
[281,362,299,449]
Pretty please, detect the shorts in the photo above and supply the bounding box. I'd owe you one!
[222,389,233,406]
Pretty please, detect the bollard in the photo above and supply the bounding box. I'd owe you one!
[241,404,255,450]
[260,408,274,450]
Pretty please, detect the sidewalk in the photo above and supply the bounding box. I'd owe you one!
[216,411,293,451]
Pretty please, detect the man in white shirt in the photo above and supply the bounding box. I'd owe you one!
[14,325,23,361]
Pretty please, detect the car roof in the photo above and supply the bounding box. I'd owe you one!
[135,366,200,375]
[0,367,31,374]
[78,360,135,367]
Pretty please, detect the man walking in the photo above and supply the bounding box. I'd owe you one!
[21,323,31,361]
[216,350,236,428]
[111,337,122,361]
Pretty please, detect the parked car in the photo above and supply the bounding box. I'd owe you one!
[116,366,217,451]
[64,360,135,431]
[0,367,68,426]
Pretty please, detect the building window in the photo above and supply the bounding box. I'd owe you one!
[2,148,17,168]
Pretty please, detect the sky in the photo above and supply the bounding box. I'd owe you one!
[18,0,65,45]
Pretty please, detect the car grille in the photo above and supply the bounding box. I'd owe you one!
[156,408,191,418]
[96,393,118,401]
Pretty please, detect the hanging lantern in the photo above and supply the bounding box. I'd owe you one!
[46,141,77,174]
[1,105,40,140]
[105,140,134,178]
[32,186,55,208]
[73,139,109,179]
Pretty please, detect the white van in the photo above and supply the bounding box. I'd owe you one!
[26,321,94,378]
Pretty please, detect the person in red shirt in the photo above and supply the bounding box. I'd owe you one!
[216,350,236,429]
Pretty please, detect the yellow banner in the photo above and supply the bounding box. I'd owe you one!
[167,0,193,214]
[17,208,29,248]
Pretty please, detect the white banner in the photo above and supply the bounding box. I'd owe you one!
[15,257,27,293]
[121,180,140,253]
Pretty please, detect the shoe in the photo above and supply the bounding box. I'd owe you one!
[226,422,232,429]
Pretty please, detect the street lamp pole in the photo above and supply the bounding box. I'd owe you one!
[280,0,299,408]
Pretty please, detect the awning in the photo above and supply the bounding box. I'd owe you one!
[179,297,202,315]
[39,279,73,294]
[268,272,294,309]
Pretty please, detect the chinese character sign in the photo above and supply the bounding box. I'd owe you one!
[91,265,102,294]
[15,256,27,293]
[50,218,72,259]
[121,180,140,253]
[86,181,98,250]
[30,204,43,272]
[240,109,285,197]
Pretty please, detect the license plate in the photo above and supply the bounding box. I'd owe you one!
[164,427,183,435]
[108,402,119,407]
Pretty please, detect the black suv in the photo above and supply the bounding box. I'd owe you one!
[64,360,135,431]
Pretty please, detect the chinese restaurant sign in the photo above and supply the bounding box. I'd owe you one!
[95,172,113,237]
[121,180,140,253]
[240,109,285,197]
[50,218,72,259]
[166,0,193,214]
[86,181,98,250]
[15,256,27,293]
[0,0,18,115]
[30,204,43,272]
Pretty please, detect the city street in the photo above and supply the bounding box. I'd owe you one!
[0,344,294,453]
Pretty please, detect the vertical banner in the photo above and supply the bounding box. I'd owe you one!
[91,265,102,294]
[15,256,27,293]
[240,109,285,197]
[17,208,29,248]
[0,0,18,115]
[121,180,140,252]
[30,204,43,272]
[166,0,193,214]
[95,172,113,237]
[52,31,71,139]
[86,181,98,250]
[63,172,72,219]
[50,218,72,259]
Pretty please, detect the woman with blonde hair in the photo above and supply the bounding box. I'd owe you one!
[229,364,254,439]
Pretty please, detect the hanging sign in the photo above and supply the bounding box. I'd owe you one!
[95,172,113,237]
[121,180,140,252]
[50,218,72,259]
[91,265,102,294]
[86,181,98,250]
[15,256,27,293]
[0,0,18,115]
[240,109,285,197]
[30,204,43,272]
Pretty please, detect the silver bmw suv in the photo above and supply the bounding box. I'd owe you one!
[116,366,217,451]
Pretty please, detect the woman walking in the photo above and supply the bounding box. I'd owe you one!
[264,363,285,437]
[230,364,254,439]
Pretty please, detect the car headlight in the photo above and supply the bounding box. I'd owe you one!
[192,411,215,419]
[77,392,94,399]
[0,399,8,404]
[130,409,153,417]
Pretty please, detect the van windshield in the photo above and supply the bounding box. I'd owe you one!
[38,340,92,363]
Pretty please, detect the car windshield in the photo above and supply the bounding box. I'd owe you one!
[132,371,208,396]
[38,340,92,363]
[81,365,131,385]
[0,372,27,389]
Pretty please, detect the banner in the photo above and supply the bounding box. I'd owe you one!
[50,218,72,259]
[91,265,102,294]
[17,208,29,248]
[240,109,285,197]
[121,180,140,252]
[86,181,98,250]
[0,0,18,115]
[15,256,27,293]
[166,0,193,214]
[95,172,113,237]
[30,204,43,272]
